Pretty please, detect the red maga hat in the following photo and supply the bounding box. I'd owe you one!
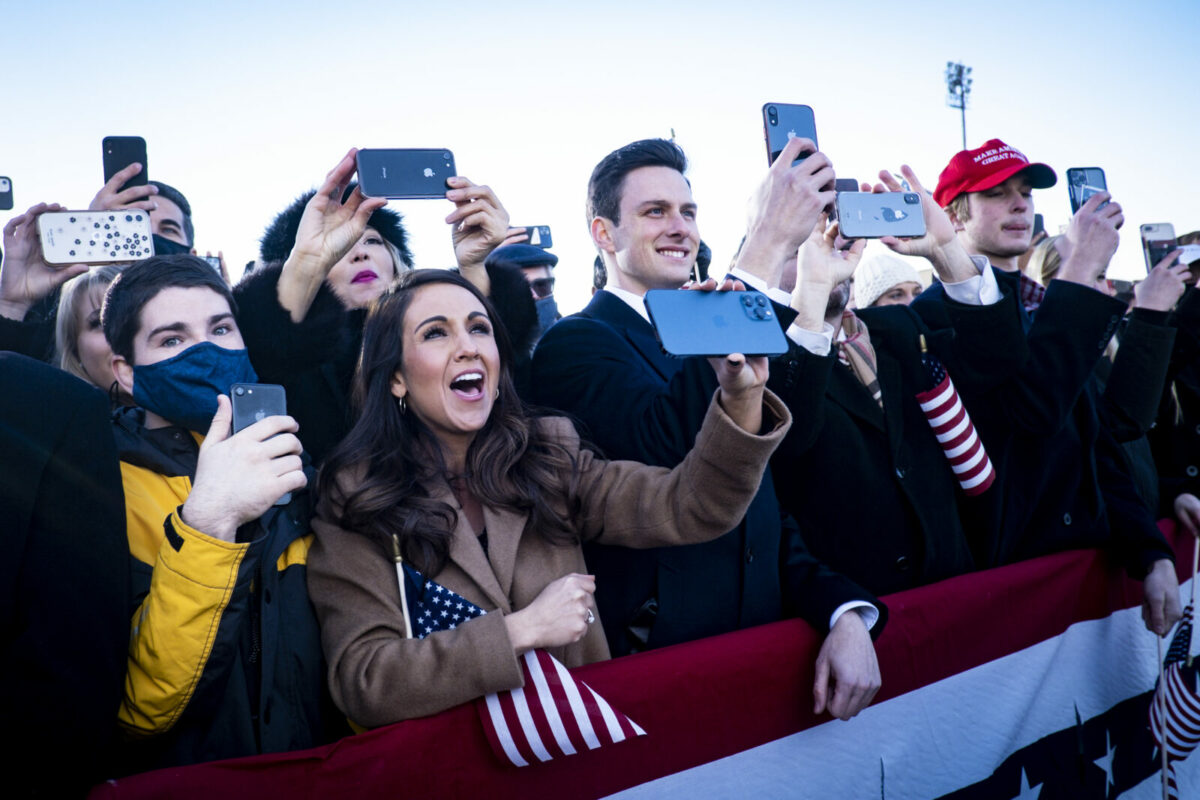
[933,138,1056,208]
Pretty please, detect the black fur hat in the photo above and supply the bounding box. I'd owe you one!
[259,183,412,267]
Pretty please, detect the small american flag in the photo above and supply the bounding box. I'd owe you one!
[389,538,646,769]
[1150,603,1200,800]
[400,563,488,638]
[915,340,996,497]
[478,649,647,768]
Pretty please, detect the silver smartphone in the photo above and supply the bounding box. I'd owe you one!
[836,192,926,239]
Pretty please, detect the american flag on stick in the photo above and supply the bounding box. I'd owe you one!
[389,536,646,769]
[914,335,996,497]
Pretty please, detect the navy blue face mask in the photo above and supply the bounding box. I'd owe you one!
[132,341,258,433]
[151,234,192,256]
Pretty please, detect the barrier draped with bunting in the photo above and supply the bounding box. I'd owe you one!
[90,523,1198,800]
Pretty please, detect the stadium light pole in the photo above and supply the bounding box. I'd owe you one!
[945,62,972,150]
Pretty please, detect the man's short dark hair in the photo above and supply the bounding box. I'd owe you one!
[587,139,688,224]
[102,254,236,363]
[149,180,194,246]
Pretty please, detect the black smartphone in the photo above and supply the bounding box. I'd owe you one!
[1033,213,1045,238]
[1140,223,1177,272]
[644,290,788,358]
[102,136,148,193]
[762,103,817,166]
[356,149,456,199]
[203,255,222,273]
[0,176,12,211]
[834,178,859,193]
[522,225,553,249]
[836,192,927,239]
[1066,167,1106,214]
[230,383,291,505]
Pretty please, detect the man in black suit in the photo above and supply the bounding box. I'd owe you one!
[532,138,882,721]
[0,353,129,796]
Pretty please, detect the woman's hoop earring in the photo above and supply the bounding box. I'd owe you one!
[398,395,407,414]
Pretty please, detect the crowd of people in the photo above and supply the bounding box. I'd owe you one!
[2,130,1199,797]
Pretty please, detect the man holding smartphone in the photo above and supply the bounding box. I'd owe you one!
[918,139,1181,637]
[532,138,884,722]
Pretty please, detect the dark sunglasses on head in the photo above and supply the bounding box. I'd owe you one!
[529,277,556,299]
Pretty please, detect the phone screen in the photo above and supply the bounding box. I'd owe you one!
[763,103,817,166]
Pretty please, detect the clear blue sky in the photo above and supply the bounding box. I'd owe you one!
[4,0,1197,312]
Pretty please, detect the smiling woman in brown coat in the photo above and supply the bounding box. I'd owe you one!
[306,269,789,729]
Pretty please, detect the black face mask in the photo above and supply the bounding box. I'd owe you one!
[152,234,191,256]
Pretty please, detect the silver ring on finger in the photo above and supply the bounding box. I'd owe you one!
[586,609,595,625]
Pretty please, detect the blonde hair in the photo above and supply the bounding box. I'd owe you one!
[1025,235,1063,286]
[384,239,413,274]
[946,194,971,225]
[55,265,124,385]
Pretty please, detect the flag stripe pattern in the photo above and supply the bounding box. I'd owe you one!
[1150,603,1200,799]
[478,649,646,767]
[915,372,996,496]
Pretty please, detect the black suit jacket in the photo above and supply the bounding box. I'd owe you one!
[531,290,879,657]
[0,353,129,796]
[914,274,1173,575]
[770,303,987,596]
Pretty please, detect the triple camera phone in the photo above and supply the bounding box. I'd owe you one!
[645,289,789,358]
[1066,167,1106,215]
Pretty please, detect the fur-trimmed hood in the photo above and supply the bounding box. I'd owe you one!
[259,184,413,267]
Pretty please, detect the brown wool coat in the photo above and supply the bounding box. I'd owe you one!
[307,392,790,728]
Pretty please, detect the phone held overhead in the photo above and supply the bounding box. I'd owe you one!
[836,192,927,240]
[1066,167,1107,214]
[102,136,148,193]
[37,210,154,265]
[762,103,817,166]
[356,149,456,199]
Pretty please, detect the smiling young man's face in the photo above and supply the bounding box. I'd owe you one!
[593,166,699,296]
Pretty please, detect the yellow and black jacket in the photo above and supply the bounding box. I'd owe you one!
[112,407,343,771]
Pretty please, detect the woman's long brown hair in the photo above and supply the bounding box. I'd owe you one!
[317,269,582,576]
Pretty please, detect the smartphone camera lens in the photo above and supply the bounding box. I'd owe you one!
[903,193,920,204]
[234,386,246,397]
[767,106,778,125]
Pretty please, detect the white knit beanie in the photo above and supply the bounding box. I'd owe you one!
[853,252,922,308]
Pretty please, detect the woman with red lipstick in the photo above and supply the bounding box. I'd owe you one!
[234,150,538,463]
[306,268,790,727]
